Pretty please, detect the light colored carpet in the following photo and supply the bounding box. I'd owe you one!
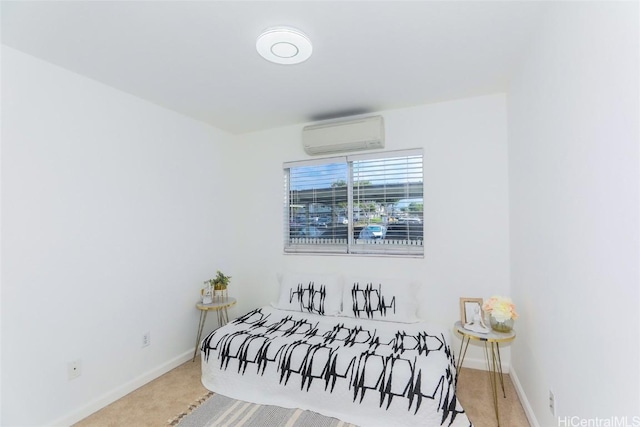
[457,367,530,427]
[75,359,530,427]
[75,359,209,427]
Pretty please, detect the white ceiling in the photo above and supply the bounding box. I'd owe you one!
[1,1,547,134]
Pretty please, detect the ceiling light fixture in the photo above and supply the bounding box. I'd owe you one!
[256,26,312,65]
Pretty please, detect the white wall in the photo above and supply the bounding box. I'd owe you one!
[508,2,639,425]
[1,45,511,426]
[7,23,592,424]
[1,46,235,426]
[229,94,511,369]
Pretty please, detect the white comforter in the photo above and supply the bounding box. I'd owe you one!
[201,306,471,427]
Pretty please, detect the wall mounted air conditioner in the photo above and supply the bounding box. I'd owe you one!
[302,115,385,155]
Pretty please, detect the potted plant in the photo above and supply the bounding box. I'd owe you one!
[203,270,231,301]
[212,270,231,290]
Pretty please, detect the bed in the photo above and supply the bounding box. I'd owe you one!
[200,273,471,427]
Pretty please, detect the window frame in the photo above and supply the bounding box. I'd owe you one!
[283,149,424,257]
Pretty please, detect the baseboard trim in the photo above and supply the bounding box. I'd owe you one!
[49,349,193,427]
[509,365,540,427]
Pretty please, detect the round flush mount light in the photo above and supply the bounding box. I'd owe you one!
[256,26,312,65]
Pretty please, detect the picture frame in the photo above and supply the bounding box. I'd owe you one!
[459,297,484,324]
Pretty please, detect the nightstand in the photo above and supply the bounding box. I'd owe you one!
[454,320,516,427]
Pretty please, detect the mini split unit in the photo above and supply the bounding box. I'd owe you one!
[302,115,385,156]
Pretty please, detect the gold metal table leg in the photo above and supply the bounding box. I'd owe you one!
[456,335,471,384]
[216,307,229,327]
[495,342,506,397]
[483,342,506,426]
[192,310,208,362]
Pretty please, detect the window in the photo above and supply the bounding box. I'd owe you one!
[284,149,423,256]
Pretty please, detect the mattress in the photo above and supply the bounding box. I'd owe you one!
[201,306,471,427]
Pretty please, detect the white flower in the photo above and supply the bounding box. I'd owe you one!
[483,296,518,322]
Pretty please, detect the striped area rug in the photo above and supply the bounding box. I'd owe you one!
[173,393,358,427]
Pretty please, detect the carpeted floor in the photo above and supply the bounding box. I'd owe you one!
[75,358,530,427]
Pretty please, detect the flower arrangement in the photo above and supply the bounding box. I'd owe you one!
[483,296,518,323]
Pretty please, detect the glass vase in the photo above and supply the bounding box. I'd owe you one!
[490,316,514,333]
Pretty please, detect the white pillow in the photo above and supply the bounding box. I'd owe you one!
[273,272,343,316]
[341,276,420,323]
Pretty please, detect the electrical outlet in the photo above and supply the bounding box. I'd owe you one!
[67,359,82,380]
[549,389,556,416]
[142,332,151,347]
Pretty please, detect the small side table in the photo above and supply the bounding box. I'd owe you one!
[193,297,237,362]
[454,320,515,427]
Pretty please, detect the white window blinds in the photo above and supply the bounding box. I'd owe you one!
[284,149,423,256]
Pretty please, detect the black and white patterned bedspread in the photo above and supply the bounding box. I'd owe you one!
[201,306,471,427]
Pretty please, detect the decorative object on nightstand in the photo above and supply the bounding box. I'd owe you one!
[201,283,213,304]
[483,296,518,333]
[459,297,490,334]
